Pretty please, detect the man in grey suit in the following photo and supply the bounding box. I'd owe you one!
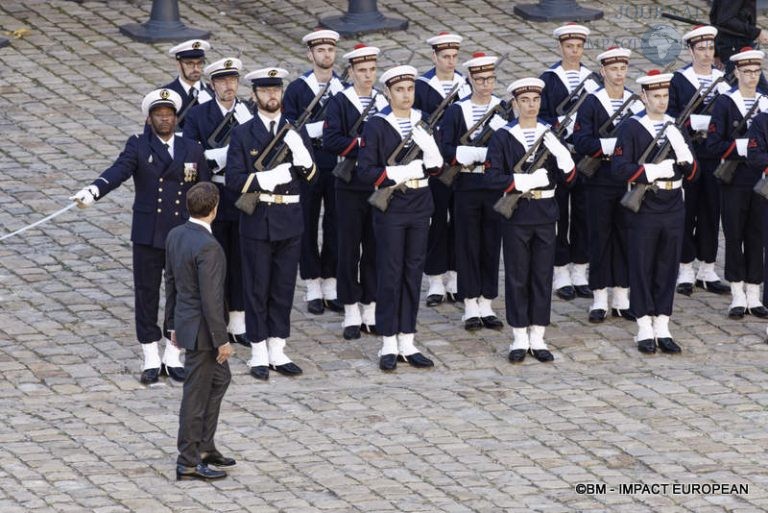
[165,182,236,481]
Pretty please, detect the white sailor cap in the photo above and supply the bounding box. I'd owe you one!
[205,57,243,79]
[682,25,718,46]
[301,29,340,48]
[597,46,631,66]
[244,67,289,87]
[636,69,674,90]
[141,88,182,117]
[463,52,498,75]
[168,39,210,60]
[507,77,545,97]
[426,32,463,52]
[553,23,590,42]
[730,47,765,67]
[380,65,418,88]
[343,43,381,65]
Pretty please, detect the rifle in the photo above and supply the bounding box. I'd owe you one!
[683,76,727,143]
[493,129,552,219]
[620,121,674,213]
[206,109,237,149]
[577,93,640,177]
[555,72,603,115]
[713,94,764,183]
[368,120,428,212]
[332,92,380,183]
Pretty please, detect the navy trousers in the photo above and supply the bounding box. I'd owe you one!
[681,160,720,264]
[335,187,377,305]
[299,169,337,280]
[554,178,589,266]
[721,186,764,284]
[454,189,501,300]
[586,186,629,290]
[133,243,167,343]
[425,178,455,276]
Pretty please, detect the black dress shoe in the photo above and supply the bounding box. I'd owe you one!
[747,305,768,318]
[529,348,554,362]
[361,324,376,335]
[556,285,576,301]
[612,308,636,321]
[343,325,361,340]
[426,294,444,307]
[696,279,729,295]
[657,337,681,354]
[588,308,607,323]
[229,333,250,347]
[574,285,593,298]
[445,292,457,303]
[161,364,186,382]
[270,362,303,376]
[401,352,434,368]
[249,366,269,381]
[464,317,483,331]
[729,306,746,319]
[379,353,397,371]
[508,349,526,363]
[676,282,693,296]
[324,299,344,313]
[307,299,324,315]
[176,463,226,481]
[140,367,160,385]
[481,315,504,331]
[201,451,237,469]
[637,339,657,354]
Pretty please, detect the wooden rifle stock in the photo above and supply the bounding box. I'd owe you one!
[493,129,552,219]
[332,92,380,183]
[713,93,764,183]
[620,121,674,213]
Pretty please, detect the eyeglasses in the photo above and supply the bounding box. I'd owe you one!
[739,69,762,76]
[473,76,497,85]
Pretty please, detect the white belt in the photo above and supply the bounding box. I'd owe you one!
[526,189,556,199]
[654,179,682,190]
[459,165,485,174]
[211,174,226,184]
[258,193,300,204]
[405,178,429,189]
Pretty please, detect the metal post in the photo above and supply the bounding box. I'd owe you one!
[119,0,210,43]
[0,37,9,49]
[319,0,408,37]
[514,0,603,22]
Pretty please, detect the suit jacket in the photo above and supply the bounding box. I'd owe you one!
[164,222,228,351]
[91,126,210,249]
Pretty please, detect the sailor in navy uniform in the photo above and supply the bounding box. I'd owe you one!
[415,32,472,307]
[284,29,346,316]
[746,110,768,324]
[70,89,210,384]
[573,46,644,323]
[612,70,698,354]
[323,43,390,340]
[357,65,444,371]
[183,57,254,347]
[226,67,318,381]
[669,25,731,296]
[485,78,576,363]
[163,40,214,130]
[539,23,600,301]
[436,52,507,331]
[708,47,768,318]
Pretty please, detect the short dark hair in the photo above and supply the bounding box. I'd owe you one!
[186,182,219,218]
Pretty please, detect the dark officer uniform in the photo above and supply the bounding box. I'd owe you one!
[163,40,214,131]
[323,77,389,339]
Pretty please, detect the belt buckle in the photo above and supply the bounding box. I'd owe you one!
[274,194,284,204]
[405,179,415,188]
[660,181,671,190]
[530,190,542,199]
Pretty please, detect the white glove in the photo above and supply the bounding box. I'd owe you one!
[386,160,424,184]
[284,129,313,168]
[689,114,711,132]
[204,147,228,171]
[69,185,99,208]
[599,138,617,155]
[513,168,549,193]
[411,124,443,168]
[556,115,576,138]
[736,138,749,157]
[644,159,675,181]
[664,125,693,164]
[456,145,485,165]
[256,163,292,192]
[488,114,507,131]
[306,121,324,139]
[544,132,575,172]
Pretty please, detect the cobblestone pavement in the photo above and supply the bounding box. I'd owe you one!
[1,1,768,511]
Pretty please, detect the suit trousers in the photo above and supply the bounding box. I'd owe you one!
[502,222,556,328]
[586,186,629,290]
[627,207,684,318]
[299,168,337,280]
[554,178,589,266]
[721,186,763,284]
[681,160,720,264]
[425,178,455,276]
[454,189,501,300]
[133,243,167,343]
[177,348,231,467]
[241,236,301,342]
[335,187,377,305]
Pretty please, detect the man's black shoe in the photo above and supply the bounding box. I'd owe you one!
[400,352,434,368]
[747,305,768,318]
[508,349,526,363]
[728,306,746,319]
[249,366,269,381]
[379,354,397,371]
[361,324,376,335]
[464,317,483,331]
[574,285,593,298]
[695,279,729,295]
[612,308,636,321]
[445,292,457,303]
[324,299,344,313]
[676,283,693,296]
[588,309,607,323]
[556,285,576,301]
[229,333,250,347]
[307,299,324,315]
[657,337,681,354]
[140,367,159,385]
[176,463,226,481]
[201,451,237,469]
[426,294,444,307]
[343,325,361,340]
[270,362,303,376]
[481,316,504,331]
[161,364,186,382]
[529,348,554,362]
[637,339,657,354]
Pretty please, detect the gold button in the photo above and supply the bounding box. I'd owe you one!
[157,208,162,213]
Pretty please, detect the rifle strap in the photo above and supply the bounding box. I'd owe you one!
[242,172,257,194]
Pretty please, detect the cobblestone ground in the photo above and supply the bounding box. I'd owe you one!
[1,1,768,511]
